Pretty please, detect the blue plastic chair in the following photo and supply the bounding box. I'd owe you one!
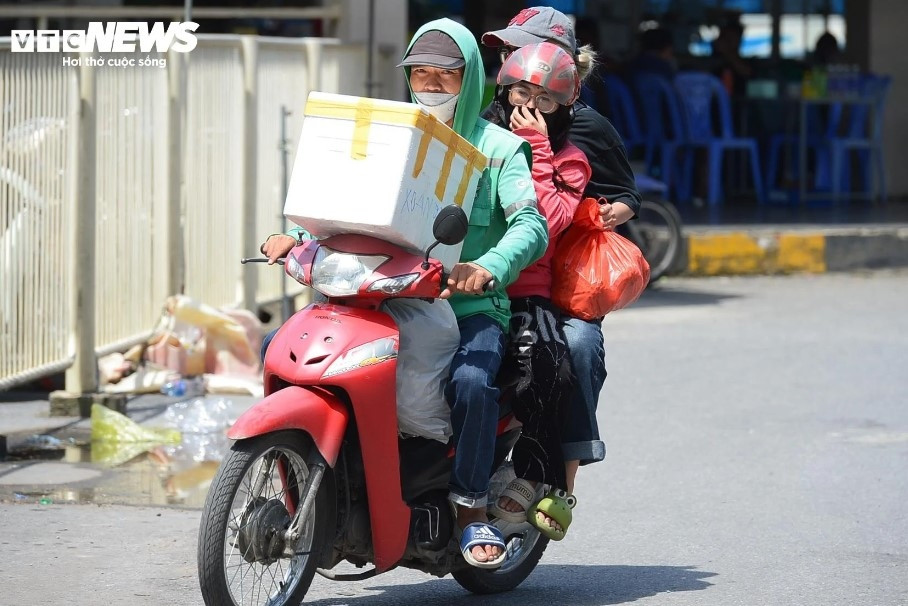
[672,72,766,206]
[635,173,669,196]
[828,74,891,200]
[765,101,843,196]
[632,73,688,199]
[599,74,647,156]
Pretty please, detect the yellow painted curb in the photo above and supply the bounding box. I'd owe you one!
[687,233,826,276]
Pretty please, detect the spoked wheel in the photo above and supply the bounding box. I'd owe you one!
[623,199,684,283]
[197,431,334,606]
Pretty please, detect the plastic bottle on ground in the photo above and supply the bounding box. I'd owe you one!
[160,376,206,398]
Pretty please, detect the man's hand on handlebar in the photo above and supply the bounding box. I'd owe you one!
[260,234,298,264]
[440,262,494,299]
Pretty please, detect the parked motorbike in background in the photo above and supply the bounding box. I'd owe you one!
[620,173,684,284]
[197,206,547,606]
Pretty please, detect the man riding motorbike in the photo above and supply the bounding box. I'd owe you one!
[261,18,548,569]
[399,19,548,569]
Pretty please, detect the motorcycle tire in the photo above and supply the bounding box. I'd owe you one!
[197,430,334,606]
[452,527,549,594]
[622,199,684,284]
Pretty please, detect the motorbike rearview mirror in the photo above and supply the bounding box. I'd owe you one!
[432,205,468,246]
[424,205,469,269]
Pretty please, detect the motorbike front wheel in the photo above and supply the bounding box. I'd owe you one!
[197,431,334,606]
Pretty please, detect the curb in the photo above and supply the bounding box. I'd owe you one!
[681,226,908,276]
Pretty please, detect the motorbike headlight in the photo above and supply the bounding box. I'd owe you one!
[323,336,398,378]
[310,247,388,297]
[367,273,420,295]
[285,253,307,285]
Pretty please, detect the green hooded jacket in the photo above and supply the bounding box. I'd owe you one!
[402,19,549,330]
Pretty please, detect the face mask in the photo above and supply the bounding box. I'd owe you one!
[414,92,459,123]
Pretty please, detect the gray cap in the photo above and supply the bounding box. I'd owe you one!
[481,6,577,53]
[397,30,465,69]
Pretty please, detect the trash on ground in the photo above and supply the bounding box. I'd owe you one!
[91,404,181,444]
[103,366,174,394]
[7,434,70,460]
[15,434,63,450]
[142,397,237,502]
[162,397,234,434]
[98,352,136,385]
[99,294,265,395]
[160,376,206,398]
[90,403,182,467]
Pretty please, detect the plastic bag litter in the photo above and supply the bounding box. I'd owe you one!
[155,433,232,467]
[382,298,459,443]
[163,397,233,434]
[90,403,182,467]
[91,404,181,443]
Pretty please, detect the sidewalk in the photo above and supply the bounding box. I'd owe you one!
[674,198,908,277]
[682,223,908,276]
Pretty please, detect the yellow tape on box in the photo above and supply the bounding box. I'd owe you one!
[304,96,487,207]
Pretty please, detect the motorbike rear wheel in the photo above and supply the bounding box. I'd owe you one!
[452,525,549,594]
[197,431,333,606]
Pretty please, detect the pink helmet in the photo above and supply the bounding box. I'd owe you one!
[497,42,581,106]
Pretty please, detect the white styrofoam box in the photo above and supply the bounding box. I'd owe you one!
[283,92,488,270]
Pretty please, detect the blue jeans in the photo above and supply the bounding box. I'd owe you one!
[561,316,607,465]
[444,314,506,509]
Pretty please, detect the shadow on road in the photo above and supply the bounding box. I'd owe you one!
[631,283,741,309]
[308,564,717,605]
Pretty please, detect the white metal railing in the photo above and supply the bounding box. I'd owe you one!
[0,50,77,389]
[253,39,311,304]
[182,40,246,309]
[93,50,171,352]
[0,34,397,392]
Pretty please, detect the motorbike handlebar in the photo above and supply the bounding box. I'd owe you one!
[242,255,495,294]
[241,257,285,265]
[439,272,497,294]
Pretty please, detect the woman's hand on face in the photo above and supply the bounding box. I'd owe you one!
[509,105,547,137]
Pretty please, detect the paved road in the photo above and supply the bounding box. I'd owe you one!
[2,273,907,605]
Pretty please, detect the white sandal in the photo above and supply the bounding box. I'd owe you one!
[488,478,545,524]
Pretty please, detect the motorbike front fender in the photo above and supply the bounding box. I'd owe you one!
[227,386,348,467]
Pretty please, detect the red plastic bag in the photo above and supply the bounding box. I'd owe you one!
[551,198,650,320]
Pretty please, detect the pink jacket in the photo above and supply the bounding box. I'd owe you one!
[507,128,591,299]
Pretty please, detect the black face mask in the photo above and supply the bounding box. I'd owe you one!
[491,86,574,153]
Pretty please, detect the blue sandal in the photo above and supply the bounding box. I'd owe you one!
[460,522,507,569]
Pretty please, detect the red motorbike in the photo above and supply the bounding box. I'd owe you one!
[197,206,548,606]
